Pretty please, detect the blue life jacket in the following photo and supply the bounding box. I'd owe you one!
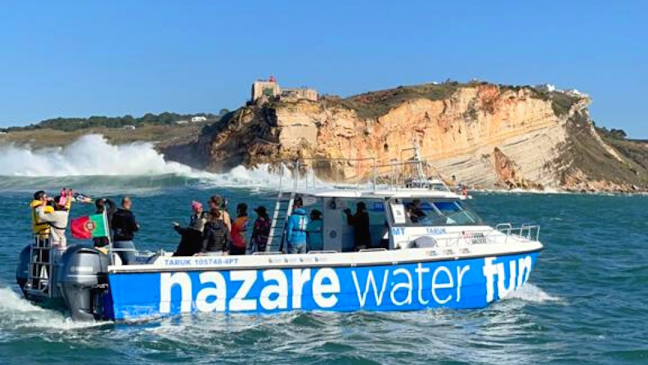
[286,208,309,245]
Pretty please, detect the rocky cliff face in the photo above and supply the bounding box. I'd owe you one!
[163,83,648,192]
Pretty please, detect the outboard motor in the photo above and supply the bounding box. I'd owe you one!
[15,244,31,296]
[58,245,110,321]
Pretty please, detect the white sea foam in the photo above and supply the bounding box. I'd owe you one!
[0,134,194,177]
[0,134,341,192]
[0,134,303,189]
[503,283,561,303]
[0,286,109,330]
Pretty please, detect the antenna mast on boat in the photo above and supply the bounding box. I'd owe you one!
[412,138,426,181]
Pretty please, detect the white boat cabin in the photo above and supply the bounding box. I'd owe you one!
[269,189,488,254]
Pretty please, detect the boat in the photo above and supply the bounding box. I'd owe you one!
[15,145,543,321]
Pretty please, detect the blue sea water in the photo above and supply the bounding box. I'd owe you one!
[0,174,646,365]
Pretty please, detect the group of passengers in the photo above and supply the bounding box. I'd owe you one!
[172,195,373,256]
[30,190,141,264]
[30,189,373,264]
[171,195,270,257]
[174,195,329,257]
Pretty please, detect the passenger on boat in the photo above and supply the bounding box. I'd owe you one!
[36,189,74,248]
[200,208,231,255]
[230,203,249,256]
[93,198,116,248]
[408,199,427,223]
[251,206,270,253]
[111,197,139,265]
[173,201,206,257]
[307,209,323,251]
[209,195,232,232]
[30,190,54,239]
[343,202,372,250]
[286,197,309,254]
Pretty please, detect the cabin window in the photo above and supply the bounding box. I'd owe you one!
[392,199,483,226]
[319,198,388,252]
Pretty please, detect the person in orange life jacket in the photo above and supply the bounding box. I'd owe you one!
[93,198,117,248]
[37,189,74,249]
[343,201,372,250]
[173,201,206,257]
[286,197,309,254]
[209,195,231,232]
[251,206,270,253]
[30,190,54,239]
[111,197,139,265]
[230,203,249,256]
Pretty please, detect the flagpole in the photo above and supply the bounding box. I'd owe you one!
[103,210,114,265]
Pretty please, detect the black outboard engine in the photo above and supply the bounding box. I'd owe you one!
[15,244,31,296]
[58,246,111,321]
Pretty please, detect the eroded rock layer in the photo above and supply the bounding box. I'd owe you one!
[163,83,648,191]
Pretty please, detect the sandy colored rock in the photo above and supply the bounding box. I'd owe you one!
[162,83,648,192]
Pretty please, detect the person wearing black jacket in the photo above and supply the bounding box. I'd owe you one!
[93,198,116,248]
[173,201,206,257]
[343,201,372,251]
[111,197,139,264]
[201,208,230,255]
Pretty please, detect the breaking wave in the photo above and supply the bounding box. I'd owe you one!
[0,134,191,177]
[0,135,297,192]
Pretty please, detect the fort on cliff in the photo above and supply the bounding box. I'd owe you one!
[251,76,318,104]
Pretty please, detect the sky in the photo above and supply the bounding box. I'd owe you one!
[0,1,646,137]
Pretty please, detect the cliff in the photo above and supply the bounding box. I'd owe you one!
[163,82,648,192]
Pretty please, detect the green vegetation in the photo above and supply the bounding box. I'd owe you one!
[596,126,628,140]
[0,124,205,149]
[1,111,222,133]
[326,81,463,119]
[550,92,581,116]
[563,113,648,185]
[324,81,584,120]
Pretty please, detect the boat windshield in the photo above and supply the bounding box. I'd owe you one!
[394,198,483,226]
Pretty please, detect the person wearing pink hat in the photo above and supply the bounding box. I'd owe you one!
[172,201,206,256]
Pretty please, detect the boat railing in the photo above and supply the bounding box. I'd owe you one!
[358,247,388,253]
[495,223,541,242]
[307,250,339,254]
[402,225,541,249]
[276,156,454,193]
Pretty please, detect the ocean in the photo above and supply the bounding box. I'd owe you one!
[0,136,646,365]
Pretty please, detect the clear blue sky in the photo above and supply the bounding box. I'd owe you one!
[1,1,646,137]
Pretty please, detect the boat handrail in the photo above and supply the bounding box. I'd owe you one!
[495,223,540,242]
[252,251,285,256]
[358,248,388,253]
[400,225,541,249]
[307,250,339,254]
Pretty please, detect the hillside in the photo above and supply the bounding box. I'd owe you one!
[0,123,205,149]
[162,82,648,192]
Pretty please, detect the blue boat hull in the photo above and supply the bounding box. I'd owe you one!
[108,251,540,320]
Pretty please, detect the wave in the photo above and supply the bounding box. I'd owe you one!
[0,286,108,330]
[503,283,561,303]
[0,135,301,192]
[0,134,193,177]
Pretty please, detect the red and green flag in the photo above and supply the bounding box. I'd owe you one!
[71,213,109,239]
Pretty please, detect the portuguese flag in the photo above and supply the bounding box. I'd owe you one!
[71,213,109,239]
